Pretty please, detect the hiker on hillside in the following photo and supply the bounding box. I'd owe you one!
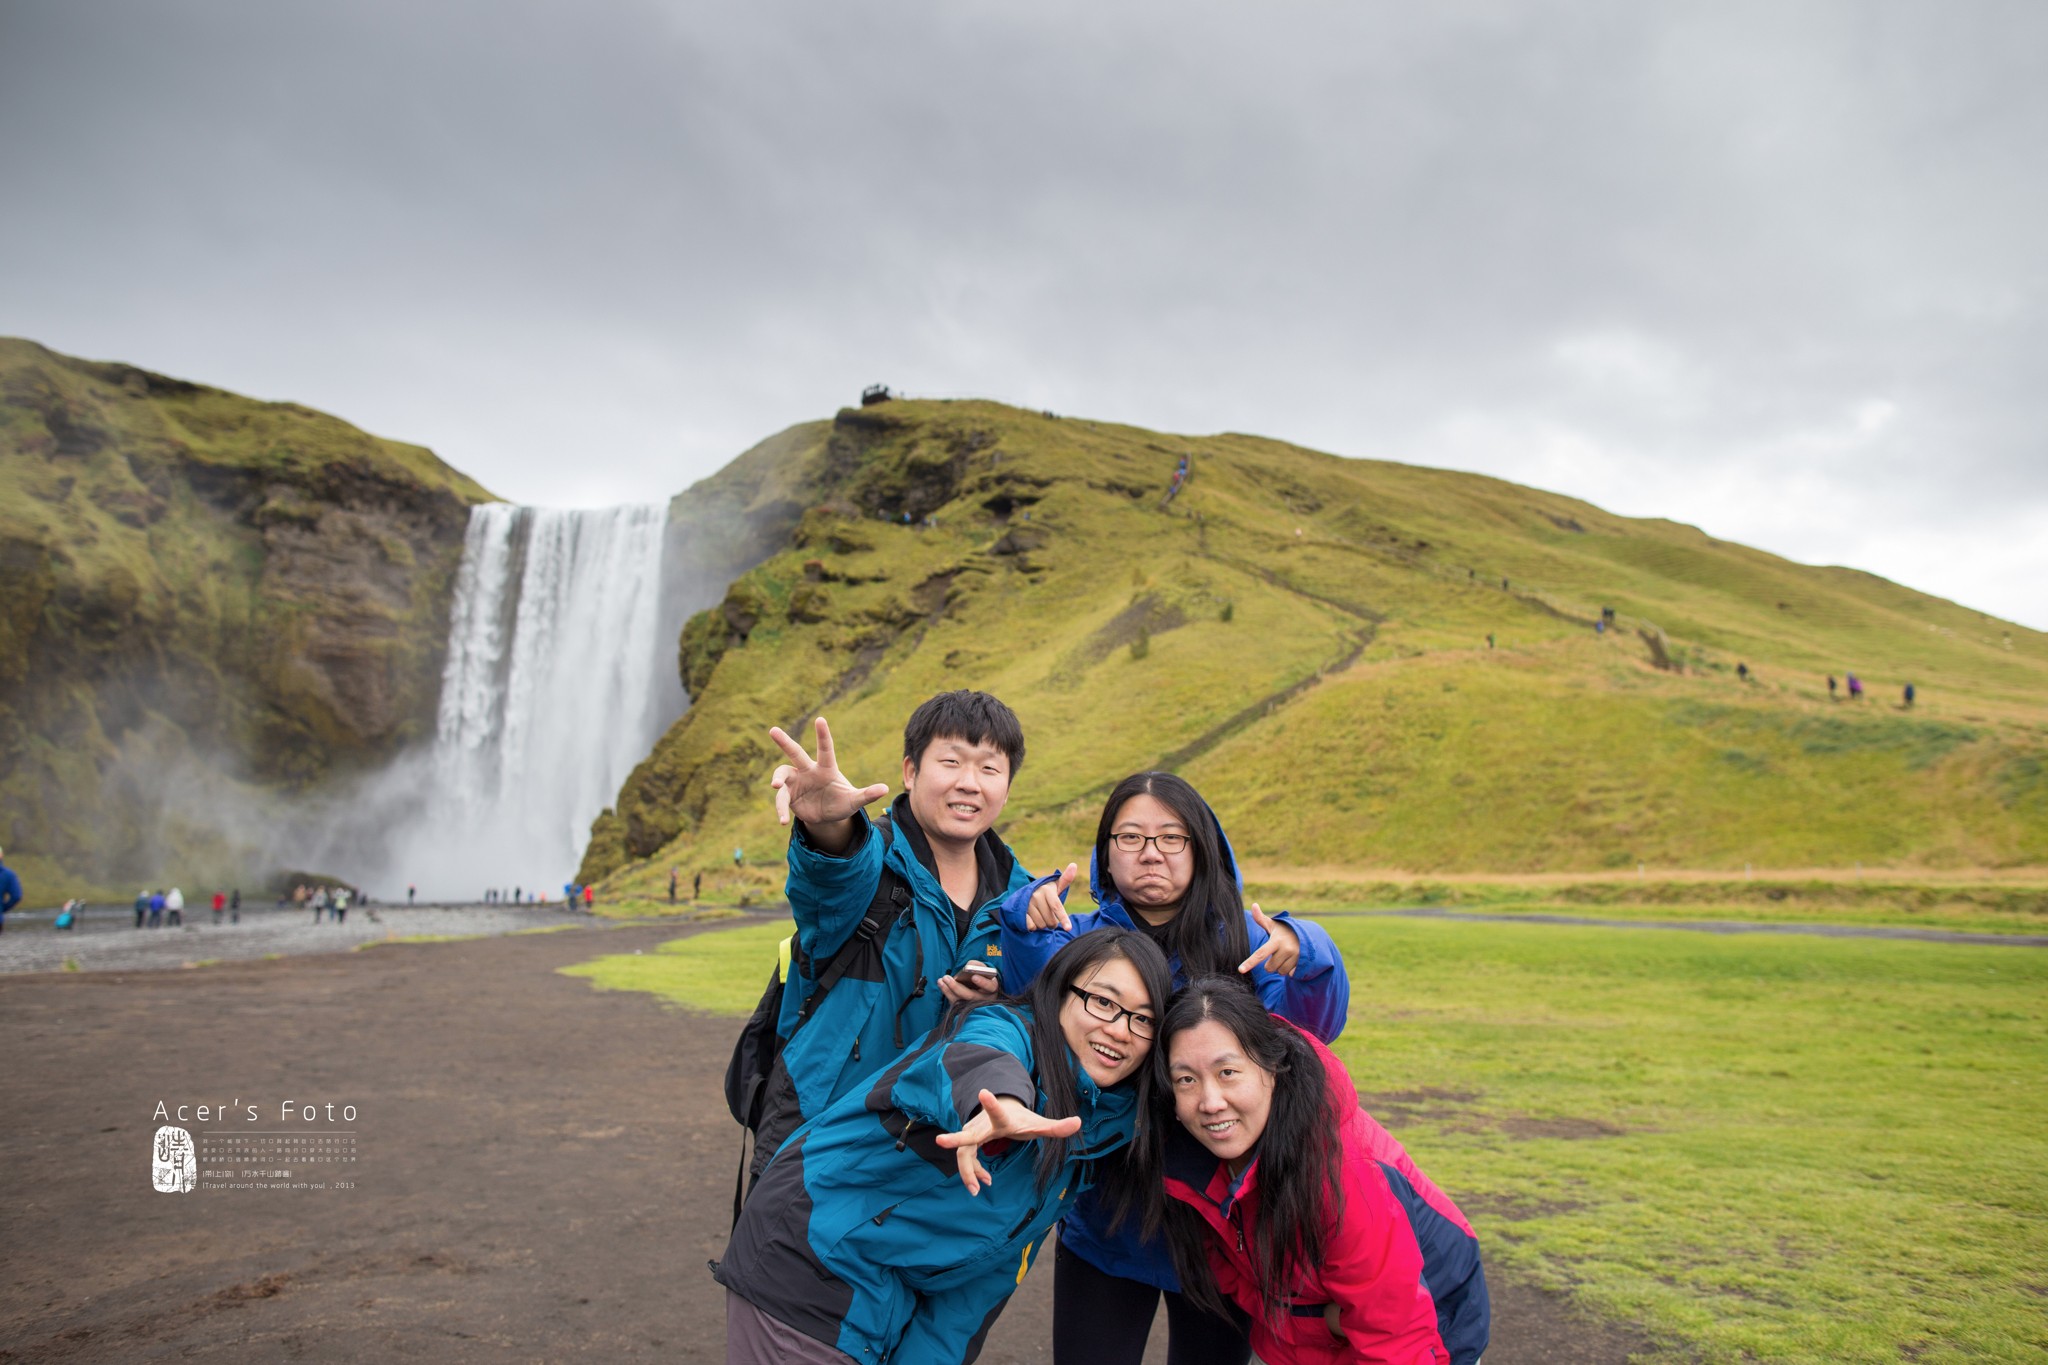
[165,887,184,926]
[0,846,21,935]
[1848,673,1863,701]
[1737,662,1749,682]
[1904,682,1916,708]
[668,866,678,903]
[748,692,1037,1195]
[1828,675,1838,700]
[995,772,1349,1365]
[693,870,702,900]
[716,931,1172,1365]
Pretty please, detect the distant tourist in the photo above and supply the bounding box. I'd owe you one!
[0,846,21,935]
[55,899,77,931]
[231,888,240,924]
[165,887,184,927]
[733,845,744,869]
[149,889,166,927]
[212,890,227,924]
[582,885,595,910]
[1904,682,1916,708]
[1847,673,1864,701]
[311,887,325,924]
[693,870,702,900]
[408,883,417,905]
[1737,662,1749,681]
[134,889,149,929]
[668,866,678,904]
[1828,674,1838,700]
[1486,633,1495,650]
[333,888,348,925]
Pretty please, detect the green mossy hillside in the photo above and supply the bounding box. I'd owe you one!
[583,399,2048,892]
[0,338,495,896]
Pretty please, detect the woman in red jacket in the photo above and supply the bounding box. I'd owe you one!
[1156,978,1489,1365]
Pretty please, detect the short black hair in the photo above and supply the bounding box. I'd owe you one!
[902,690,1025,774]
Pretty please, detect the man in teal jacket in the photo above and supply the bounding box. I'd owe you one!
[755,691,1035,1182]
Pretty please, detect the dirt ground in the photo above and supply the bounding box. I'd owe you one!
[0,919,1665,1363]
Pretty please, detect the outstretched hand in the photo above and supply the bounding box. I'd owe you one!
[1023,864,1079,932]
[933,1089,1083,1195]
[1237,903,1301,976]
[769,717,889,828]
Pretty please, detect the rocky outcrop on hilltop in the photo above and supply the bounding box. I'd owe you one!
[0,339,495,893]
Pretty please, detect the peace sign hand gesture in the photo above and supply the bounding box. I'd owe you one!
[933,1089,1083,1196]
[1236,903,1301,976]
[769,717,889,830]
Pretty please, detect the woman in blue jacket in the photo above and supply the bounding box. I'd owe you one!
[716,928,1175,1365]
[996,771,1350,1365]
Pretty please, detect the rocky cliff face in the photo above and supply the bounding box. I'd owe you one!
[0,338,494,895]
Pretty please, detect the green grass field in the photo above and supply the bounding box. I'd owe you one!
[566,915,2048,1364]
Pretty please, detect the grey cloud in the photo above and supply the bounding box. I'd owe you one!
[2,0,2042,625]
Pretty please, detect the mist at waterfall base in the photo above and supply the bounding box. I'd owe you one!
[303,505,690,901]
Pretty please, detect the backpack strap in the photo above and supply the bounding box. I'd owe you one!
[794,815,911,1027]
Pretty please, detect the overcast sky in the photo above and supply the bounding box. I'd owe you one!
[4,1,2043,628]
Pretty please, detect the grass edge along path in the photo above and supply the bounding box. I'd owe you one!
[566,913,2048,1364]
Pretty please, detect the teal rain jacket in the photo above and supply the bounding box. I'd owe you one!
[716,1003,1141,1364]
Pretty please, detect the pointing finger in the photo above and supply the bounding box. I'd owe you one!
[1055,863,1077,894]
[1238,936,1280,975]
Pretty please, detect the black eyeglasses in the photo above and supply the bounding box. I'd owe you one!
[1068,986,1157,1039]
[1109,831,1189,855]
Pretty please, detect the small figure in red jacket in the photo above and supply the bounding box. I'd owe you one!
[1158,978,1489,1364]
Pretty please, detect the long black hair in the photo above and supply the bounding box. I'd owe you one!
[1092,772,1250,979]
[944,928,1172,1220]
[1155,977,1344,1326]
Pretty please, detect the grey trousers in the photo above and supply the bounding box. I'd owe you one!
[726,1291,859,1365]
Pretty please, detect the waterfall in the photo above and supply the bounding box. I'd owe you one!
[402,503,685,896]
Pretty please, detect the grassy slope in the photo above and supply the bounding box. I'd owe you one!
[588,398,2048,893]
[0,338,494,896]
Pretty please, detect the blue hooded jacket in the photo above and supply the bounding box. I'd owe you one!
[0,861,21,917]
[716,1003,1141,1364]
[770,795,1033,1151]
[995,816,1349,1292]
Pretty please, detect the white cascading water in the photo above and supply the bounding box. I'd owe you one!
[407,503,684,896]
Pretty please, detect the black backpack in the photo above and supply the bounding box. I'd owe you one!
[723,820,914,1218]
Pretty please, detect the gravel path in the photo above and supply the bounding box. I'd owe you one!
[0,902,600,975]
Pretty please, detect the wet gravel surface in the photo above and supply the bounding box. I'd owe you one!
[0,902,596,975]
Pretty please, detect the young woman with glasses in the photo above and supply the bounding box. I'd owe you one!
[994,772,1351,1365]
[715,929,1174,1365]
